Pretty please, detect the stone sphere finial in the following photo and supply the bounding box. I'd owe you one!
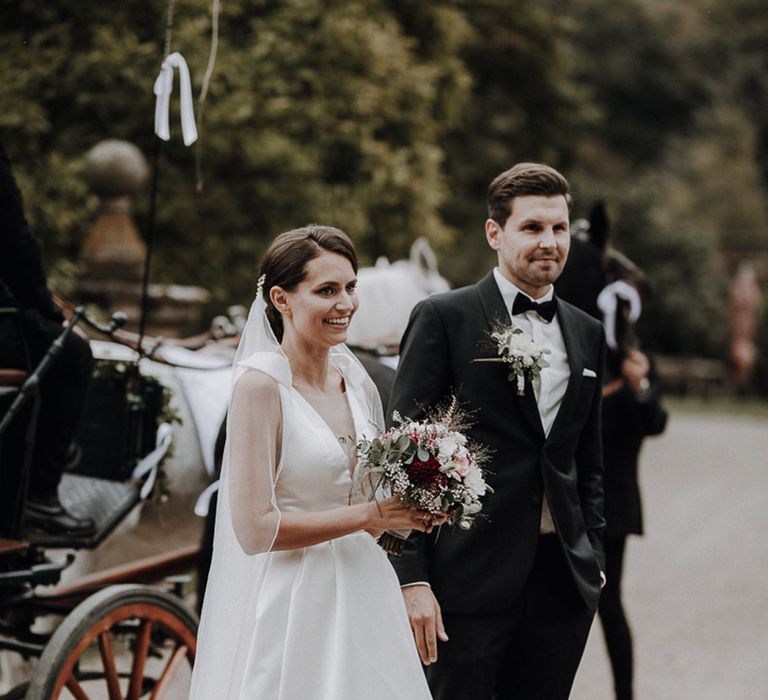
[85,139,149,198]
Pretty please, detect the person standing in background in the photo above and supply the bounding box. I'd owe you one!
[556,218,668,700]
[598,348,667,700]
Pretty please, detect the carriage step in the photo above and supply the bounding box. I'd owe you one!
[23,474,141,549]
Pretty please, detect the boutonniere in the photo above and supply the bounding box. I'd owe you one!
[474,323,550,396]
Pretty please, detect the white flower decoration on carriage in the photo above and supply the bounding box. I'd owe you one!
[473,323,550,396]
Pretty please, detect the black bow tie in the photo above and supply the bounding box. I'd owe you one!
[512,293,557,322]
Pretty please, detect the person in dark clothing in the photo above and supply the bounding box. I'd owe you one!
[556,207,668,700]
[0,142,95,534]
[598,348,667,700]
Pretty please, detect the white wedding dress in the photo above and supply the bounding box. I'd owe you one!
[190,350,431,699]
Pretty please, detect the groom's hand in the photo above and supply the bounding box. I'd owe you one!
[401,584,448,665]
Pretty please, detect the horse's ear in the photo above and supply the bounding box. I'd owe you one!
[588,201,610,251]
[410,237,439,276]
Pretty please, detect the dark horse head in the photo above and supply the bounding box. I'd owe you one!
[556,201,649,377]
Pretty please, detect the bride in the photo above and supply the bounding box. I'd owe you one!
[190,225,439,699]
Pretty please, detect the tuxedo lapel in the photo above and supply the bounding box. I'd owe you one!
[476,272,509,328]
[547,299,584,443]
[476,274,545,438]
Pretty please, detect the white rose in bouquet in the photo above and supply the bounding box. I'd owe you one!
[464,467,488,500]
[438,435,459,459]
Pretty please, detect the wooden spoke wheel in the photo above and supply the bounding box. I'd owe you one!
[26,584,198,700]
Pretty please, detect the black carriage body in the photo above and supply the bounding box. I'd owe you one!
[1,353,166,550]
[73,364,163,482]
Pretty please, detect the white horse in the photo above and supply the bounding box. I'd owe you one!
[346,238,450,351]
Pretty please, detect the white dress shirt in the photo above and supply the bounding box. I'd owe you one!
[492,268,571,533]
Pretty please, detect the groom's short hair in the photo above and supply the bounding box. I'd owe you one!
[487,163,573,226]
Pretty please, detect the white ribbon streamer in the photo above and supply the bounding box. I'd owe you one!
[597,280,642,351]
[132,422,174,499]
[154,51,199,146]
[194,479,220,517]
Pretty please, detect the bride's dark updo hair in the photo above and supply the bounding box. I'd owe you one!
[259,224,358,342]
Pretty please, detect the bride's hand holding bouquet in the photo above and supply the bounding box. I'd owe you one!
[363,496,448,539]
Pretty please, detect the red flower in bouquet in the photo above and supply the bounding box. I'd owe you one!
[407,453,447,489]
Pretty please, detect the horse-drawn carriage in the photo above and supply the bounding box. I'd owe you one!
[0,306,201,699]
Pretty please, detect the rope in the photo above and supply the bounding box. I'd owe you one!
[137,0,177,360]
[195,0,222,193]
[162,0,176,59]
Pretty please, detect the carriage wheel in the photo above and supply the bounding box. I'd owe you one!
[26,584,197,700]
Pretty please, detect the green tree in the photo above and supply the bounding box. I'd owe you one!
[698,0,768,186]
[0,0,166,266]
[562,0,767,360]
[562,0,707,170]
[5,0,763,364]
[0,0,471,307]
[438,0,592,284]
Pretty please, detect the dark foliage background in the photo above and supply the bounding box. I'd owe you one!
[2,0,768,366]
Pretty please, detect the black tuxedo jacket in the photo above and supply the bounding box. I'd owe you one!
[388,272,607,614]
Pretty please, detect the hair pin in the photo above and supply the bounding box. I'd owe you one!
[256,273,266,297]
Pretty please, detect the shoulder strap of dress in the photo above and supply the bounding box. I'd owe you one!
[236,349,366,391]
[329,349,367,389]
[236,352,292,387]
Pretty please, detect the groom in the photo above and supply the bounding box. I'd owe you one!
[389,162,606,699]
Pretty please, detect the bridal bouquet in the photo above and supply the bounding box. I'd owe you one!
[475,323,550,396]
[356,399,492,555]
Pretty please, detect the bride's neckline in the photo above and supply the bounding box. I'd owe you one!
[290,376,357,475]
[299,390,347,401]
[290,364,346,401]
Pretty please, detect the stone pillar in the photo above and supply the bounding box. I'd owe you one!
[76,139,210,337]
[77,140,147,321]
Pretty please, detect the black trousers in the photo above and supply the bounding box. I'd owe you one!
[426,535,595,700]
[598,536,633,700]
[0,310,93,499]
